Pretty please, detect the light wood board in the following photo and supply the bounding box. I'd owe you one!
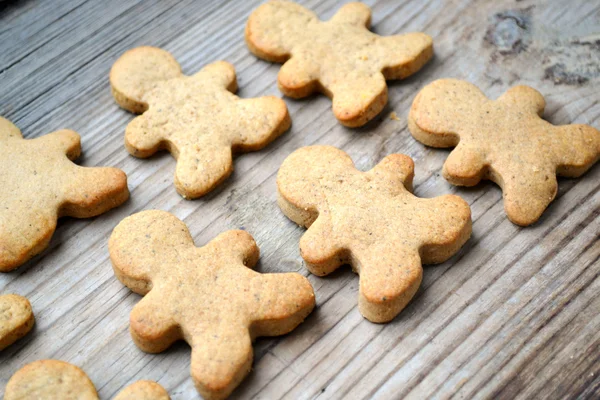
[0,0,599,398]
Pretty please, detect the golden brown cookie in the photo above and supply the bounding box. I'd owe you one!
[5,360,169,400]
[245,1,433,127]
[5,360,98,400]
[110,46,291,199]
[109,210,316,400]
[277,146,471,323]
[113,380,170,400]
[0,117,129,272]
[0,294,34,351]
[408,79,600,226]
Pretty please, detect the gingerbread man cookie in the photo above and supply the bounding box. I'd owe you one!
[0,294,34,351]
[0,117,129,272]
[109,210,315,399]
[245,1,433,127]
[409,79,600,226]
[110,46,291,199]
[277,146,471,323]
[5,360,169,400]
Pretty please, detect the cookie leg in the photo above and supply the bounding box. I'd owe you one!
[0,209,56,272]
[442,143,488,187]
[357,246,423,323]
[129,293,181,354]
[277,57,320,98]
[190,329,253,400]
[329,73,388,127]
[173,141,233,199]
[501,170,558,226]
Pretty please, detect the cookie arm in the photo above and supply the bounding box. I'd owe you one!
[130,292,181,354]
[497,85,545,116]
[299,214,346,276]
[192,61,237,93]
[554,124,600,177]
[248,272,315,338]
[33,129,81,161]
[124,114,168,159]
[204,230,260,269]
[378,33,433,80]
[367,154,415,192]
[417,194,472,262]
[231,96,290,150]
[329,2,371,27]
[60,165,129,218]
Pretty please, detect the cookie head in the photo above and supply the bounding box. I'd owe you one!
[245,0,319,62]
[246,1,433,127]
[277,146,471,322]
[110,46,182,114]
[4,360,98,400]
[109,210,315,399]
[409,79,489,147]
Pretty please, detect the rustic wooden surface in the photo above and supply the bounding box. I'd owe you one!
[1,0,599,398]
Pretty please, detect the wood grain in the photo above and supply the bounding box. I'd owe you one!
[1,0,599,399]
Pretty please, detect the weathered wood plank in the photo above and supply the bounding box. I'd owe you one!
[1,0,598,399]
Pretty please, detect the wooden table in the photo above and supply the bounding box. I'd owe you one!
[1,0,599,398]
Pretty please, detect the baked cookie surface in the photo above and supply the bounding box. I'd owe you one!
[0,117,129,271]
[5,360,169,400]
[246,1,433,127]
[109,210,315,400]
[0,294,34,351]
[277,146,471,322]
[110,46,290,199]
[5,360,98,400]
[409,79,600,226]
[113,380,170,400]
